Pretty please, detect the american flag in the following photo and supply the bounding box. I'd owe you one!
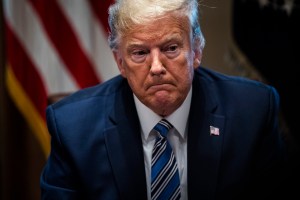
[210,126,220,136]
[3,0,118,157]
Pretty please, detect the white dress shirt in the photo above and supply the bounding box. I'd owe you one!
[133,87,192,200]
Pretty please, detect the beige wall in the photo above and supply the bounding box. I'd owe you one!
[199,0,263,81]
[200,0,233,73]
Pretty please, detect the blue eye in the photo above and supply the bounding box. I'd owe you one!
[164,44,180,58]
[166,45,178,52]
[131,50,147,62]
[133,50,146,56]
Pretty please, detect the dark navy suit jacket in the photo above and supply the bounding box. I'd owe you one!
[40,67,286,200]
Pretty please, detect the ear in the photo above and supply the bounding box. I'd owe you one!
[193,48,202,69]
[113,51,127,78]
[192,38,202,69]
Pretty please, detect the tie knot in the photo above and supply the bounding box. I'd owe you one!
[153,119,173,137]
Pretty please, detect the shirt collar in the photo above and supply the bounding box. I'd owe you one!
[134,87,192,140]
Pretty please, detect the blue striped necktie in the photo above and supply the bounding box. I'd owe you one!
[151,119,181,200]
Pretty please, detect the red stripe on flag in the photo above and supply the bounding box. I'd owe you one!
[28,0,101,88]
[88,0,114,34]
[5,22,48,121]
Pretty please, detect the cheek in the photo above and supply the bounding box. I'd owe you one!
[174,55,194,80]
[121,59,140,76]
[173,68,194,93]
[126,73,149,99]
[127,65,148,79]
[123,64,149,87]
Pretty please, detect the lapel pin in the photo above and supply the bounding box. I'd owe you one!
[210,126,220,136]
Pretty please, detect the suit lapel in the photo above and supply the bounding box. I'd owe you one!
[102,72,226,199]
[104,82,147,199]
[188,73,225,199]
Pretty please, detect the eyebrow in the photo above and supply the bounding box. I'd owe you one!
[126,33,183,51]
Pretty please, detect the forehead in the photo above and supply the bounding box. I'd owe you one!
[121,14,191,45]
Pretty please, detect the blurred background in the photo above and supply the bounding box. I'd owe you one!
[1,0,299,199]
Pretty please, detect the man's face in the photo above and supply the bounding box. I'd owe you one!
[114,14,201,116]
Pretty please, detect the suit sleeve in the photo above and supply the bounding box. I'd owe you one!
[250,85,287,199]
[40,105,81,200]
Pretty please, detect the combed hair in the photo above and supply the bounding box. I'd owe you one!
[108,0,205,52]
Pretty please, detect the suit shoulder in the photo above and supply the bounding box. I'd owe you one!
[195,67,277,92]
[49,75,126,110]
[194,67,280,109]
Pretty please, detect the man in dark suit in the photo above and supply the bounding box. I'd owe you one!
[40,0,286,199]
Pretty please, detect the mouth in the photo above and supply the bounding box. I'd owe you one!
[147,83,173,92]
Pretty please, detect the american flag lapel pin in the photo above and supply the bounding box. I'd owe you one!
[210,126,220,136]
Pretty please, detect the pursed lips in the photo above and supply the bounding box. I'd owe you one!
[147,83,174,92]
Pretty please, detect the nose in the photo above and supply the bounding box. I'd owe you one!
[150,49,165,76]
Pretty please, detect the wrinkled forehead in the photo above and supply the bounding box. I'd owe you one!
[120,12,192,40]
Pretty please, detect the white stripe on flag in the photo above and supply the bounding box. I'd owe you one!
[57,0,119,82]
[3,0,79,95]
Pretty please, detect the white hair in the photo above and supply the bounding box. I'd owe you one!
[108,0,205,52]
